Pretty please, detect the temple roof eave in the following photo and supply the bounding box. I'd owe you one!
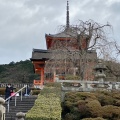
[45,33,73,38]
[30,58,49,61]
[30,49,51,61]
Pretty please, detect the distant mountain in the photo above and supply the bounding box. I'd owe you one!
[0,60,39,83]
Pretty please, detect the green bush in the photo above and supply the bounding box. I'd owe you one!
[65,75,80,80]
[44,82,61,88]
[63,92,99,120]
[102,105,120,119]
[114,100,120,106]
[32,90,40,95]
[97,94,115,106]
[94,91,116,106]
[64,92,97,105]
[64,113,74,120]
[78,100,89,118]
[0,88,5,95]
[82,117,106,120]
[112,91,120,99]
[63,91,120,120]
[86,100,102,118]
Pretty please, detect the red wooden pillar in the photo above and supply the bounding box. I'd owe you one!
[32,61,45,87]
[40,68,44,85]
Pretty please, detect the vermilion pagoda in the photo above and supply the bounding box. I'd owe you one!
[30,1,97,88]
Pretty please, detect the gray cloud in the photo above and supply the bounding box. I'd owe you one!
[0,0,120,64]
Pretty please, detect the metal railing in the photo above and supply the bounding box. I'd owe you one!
[5,85,28,112]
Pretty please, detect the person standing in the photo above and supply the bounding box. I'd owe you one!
[5,84,13,100]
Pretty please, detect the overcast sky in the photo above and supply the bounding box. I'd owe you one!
[0,0,120,64]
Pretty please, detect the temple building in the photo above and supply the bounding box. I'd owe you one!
[30,1,97,88]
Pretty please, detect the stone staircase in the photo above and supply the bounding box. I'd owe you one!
[3,95,37,120]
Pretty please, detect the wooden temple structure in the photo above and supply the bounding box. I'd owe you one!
[30,1,97,88]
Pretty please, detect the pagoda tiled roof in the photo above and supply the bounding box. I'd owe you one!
[30,48,97,61]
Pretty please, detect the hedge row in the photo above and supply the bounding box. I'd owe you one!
[26,84,62,120]
[0,87,40,95]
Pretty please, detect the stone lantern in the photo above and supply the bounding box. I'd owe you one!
[94,59,107,88]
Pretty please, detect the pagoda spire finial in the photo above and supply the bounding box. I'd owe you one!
[66,1,69,29]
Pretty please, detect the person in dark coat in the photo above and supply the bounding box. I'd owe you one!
[5,84,13,100]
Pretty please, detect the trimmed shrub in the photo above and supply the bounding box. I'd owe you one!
[40,87,61,98]
[94,91,116,106]
[26,93,62,120]
[32,89,40,95]
[0,88,5,95]
[63,92,99,119]
[82,117,106,120]
[97,94,115,106]
[45,82,61,88]
[65,92,97,103]
[26,84,61,120]
[64,113,74,120]
[78,100,89,118]
[112,92,120,99]
[114,100,120,106]
[63,91,120,120]
[102,105,120,119]
[86,100,102,118]
[65,75,80,80]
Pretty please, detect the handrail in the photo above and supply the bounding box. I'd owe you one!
[5,85,28,112]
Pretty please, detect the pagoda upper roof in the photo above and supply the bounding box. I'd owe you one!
[45,27,77,38]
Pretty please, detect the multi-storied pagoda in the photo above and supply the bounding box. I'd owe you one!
[30,1,97,88]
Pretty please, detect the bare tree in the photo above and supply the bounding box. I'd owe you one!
[45,19,114,80]
[102,41,120,81]
[105,60,120,81]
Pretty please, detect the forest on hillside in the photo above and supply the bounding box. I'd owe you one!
[0,60,39,83]
[0,59,120,84]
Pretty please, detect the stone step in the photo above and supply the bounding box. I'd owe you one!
[4,95,37,120]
